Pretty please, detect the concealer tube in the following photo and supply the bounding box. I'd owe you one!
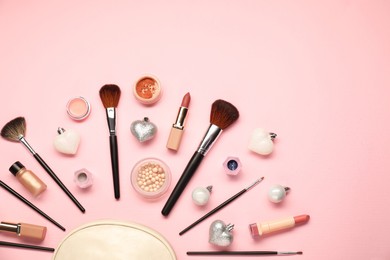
[0,222,47,242]
[249,214,310,238]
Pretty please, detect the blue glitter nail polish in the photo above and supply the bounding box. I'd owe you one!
[227,160,238,171]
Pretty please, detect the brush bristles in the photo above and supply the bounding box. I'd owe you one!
[210,99,239,130]
[99,84,121,108]
[1,117,26,142]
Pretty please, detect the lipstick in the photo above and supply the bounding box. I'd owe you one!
[0,221,47,242]
[166,92,191,151]
[249,214,310,238]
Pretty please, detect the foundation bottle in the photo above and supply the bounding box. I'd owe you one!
[9,161,47,197]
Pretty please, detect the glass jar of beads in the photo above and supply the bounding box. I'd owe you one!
[131,157,171,199]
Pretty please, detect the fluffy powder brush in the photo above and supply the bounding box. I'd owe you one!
[99,84,121,200]
[162,99,239,216]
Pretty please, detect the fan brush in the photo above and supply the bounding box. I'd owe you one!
[1,117,85,213]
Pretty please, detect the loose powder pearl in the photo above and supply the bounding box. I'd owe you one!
[136,162,166,193]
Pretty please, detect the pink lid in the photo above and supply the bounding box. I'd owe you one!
[249,223,260,238]
[66,97,91,120]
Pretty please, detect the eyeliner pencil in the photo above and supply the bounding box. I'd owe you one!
[179,177,263,235]
[0,240,55,252]
[187,251,303,256]
[0,180,66,231]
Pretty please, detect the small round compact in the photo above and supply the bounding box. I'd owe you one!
[66,96,91,120]
[131,157,171,199]
[133,75,162,105]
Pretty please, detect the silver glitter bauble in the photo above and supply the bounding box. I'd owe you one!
[130,117,157,142]
[208,220,234,247]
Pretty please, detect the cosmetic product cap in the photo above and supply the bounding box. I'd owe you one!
[133,75,163,105]
[66,96,91,120]
[9,161,25,176]
[20,223,47,241]
[74,168,93,189]
[249,223,260,238]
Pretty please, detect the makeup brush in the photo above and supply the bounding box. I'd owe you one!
[179,178,263,235]
[162,99,239,216]
[0,180,65,231]
[0,117,85,213]
[99,84,121,200]
[187,251,303,256]
[0,240,55,252]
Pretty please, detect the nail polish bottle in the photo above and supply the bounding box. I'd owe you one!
[9,161,47,197]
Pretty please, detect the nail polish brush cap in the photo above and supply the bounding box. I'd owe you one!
[9,161,24,176]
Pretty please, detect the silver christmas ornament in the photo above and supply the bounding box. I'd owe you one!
[208,220,234,247]
[130,117,157,142]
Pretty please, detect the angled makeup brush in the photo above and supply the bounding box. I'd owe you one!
[162,99,239,216]
[99,84,121,200]
[1,117,85,213]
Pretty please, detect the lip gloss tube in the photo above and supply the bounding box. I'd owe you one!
[0,221,47,242]
[249,214,310,238]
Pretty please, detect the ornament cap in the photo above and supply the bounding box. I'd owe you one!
[226,223,234,232]
[57,127,66,134]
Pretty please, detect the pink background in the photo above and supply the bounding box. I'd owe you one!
[1,1,389,259]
